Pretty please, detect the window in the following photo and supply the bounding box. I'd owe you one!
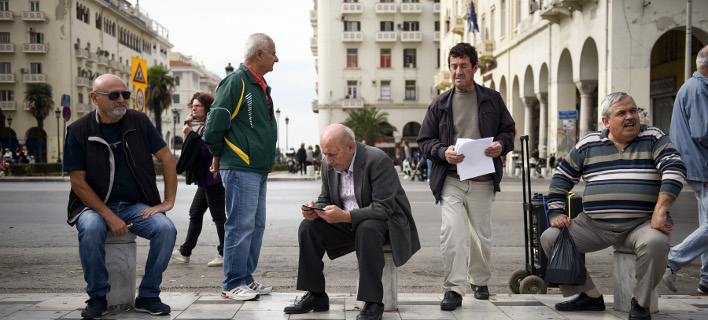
[516,0,521,25]
[175,76,180,86]
[344,0,358,2]
[173,94,180,104]
[346,49,358,68]
[403,49,416,68]
[0,32,9,43]
[434,21,440,32]
[29,32,43,44]
[402,21,419,31]
[501,0,506,37]
[380,21,394,31]
[380,80,391,100]
[405,80,416,100]
[482,16,486,39]
[437,48,440,68]
[490,9,495,40]
[95,13,101,29]
[0,90,13,101]
[403,0,419,2]
[78,93,84,104]
[0,1,9,11]
[30,63,41,74]
[29,1,39,11]
[0,62,9,73]
[344,21,360,32]
[347,81,358,99]
[380,49,391,68]
[380,0,393,3]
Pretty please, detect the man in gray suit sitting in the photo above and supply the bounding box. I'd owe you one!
[283,124,421,320]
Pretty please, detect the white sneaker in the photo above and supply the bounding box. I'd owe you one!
[248,280,272,295]
[221,285,259,301]
[662,267,677,292]
[171,250,189,263]
[207,256,223,267]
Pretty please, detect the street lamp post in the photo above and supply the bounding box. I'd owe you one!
[55,108,61,163]
[172,108,179,157]
[275,108,280,163]
[285,117,289,153]
[225,63,234,76]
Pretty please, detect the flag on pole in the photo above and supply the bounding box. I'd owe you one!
[468,1,479,32]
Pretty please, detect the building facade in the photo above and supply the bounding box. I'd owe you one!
[436,0,708,173]
[311,0,441,157]
[0,0,171,162]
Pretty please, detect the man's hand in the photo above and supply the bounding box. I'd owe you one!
[141,199,174,219]
[105,213,129,237]
[317,205,352,224]
[445,145,464,164]
[210,157,220,179]
[651,193,676,235]
[550,215,571,228]
[484,141,503,158]
[301,201,320,221]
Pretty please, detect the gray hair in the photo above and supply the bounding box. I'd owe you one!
[340,126,356,150]
[243,33,272,61]
[697,44,708,70]
[600,92,636,118]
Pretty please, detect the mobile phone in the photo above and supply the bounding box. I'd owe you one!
[302,205,324,211]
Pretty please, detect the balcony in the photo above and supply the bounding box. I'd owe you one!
[342,31,363,42]
[451,17,466,35]
[342,98,363,109]
[75,48,89,59]
[434,70,451,90]
[0,101,16,110]
[21,11,45,21]
[23,73,47,83]
[98,55,109,66]
[76,103,92,113]
[433,31,440,42]
[400,3,422,14]
[77,77,92,88]
[375,32,397,42]
[476,39,496,64]
[540,0,595,23]
[400,31,422,42]
[433,3,441,13]
[0,11,13,20]
[0,73,15,83]
[341,3,363,14]
[310,37,317,55]
[110,60,122,70]
[23,43,48,53]
[310,10,317,28]
[0,43,14,53]
[312,100,318,114]
[375,3,397,14]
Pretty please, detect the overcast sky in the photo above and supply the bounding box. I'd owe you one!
[130,0,320,151]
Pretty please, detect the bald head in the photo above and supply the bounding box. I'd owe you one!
[91,74,129,123]
[92,74,125,92]
[321,124,356,172]
[321,124,355,150]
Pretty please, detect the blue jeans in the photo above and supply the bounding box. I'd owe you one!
[668,180,708,286]
[220,170,268,291]
[76,202,177,298]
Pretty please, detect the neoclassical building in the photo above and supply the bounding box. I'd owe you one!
[436,0,708,172]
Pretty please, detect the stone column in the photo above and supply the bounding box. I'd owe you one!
[575,80,597,139]
[105,233,136,310]
[522,96,538,152]
[535,92,548,160]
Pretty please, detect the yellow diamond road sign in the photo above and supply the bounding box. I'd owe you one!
[131,57,147,88]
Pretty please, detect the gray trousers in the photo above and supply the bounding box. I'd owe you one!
[540,213,670,309]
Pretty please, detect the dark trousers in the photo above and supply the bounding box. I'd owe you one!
[179,183,226,256]
[296,218,388,303]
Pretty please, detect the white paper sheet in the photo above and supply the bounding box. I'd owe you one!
[454,137,495,180]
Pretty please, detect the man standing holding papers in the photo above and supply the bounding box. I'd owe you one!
[418,42,515,310]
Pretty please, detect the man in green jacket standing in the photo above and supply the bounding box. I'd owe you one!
[202,33,278,301]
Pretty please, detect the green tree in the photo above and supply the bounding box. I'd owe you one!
[25,83,54,162]
[146,65,175,136]
[342,107,396,145]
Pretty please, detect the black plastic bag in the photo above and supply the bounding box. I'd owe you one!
[545,228,586,285]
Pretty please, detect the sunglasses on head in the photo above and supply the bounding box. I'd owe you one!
[94,91,131,100]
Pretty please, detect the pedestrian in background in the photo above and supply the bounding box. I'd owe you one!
[313,144,322,172]
[202,33,278,301]
[63,74,177,318]
[663,44,708,295]
[418,42,515,311]
[296,143,307,175]
[173,92,226,268]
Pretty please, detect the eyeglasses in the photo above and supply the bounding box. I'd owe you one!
[190,104,205,108]
[94,91,131,100]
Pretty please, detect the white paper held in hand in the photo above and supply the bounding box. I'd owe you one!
[454,137,495,180]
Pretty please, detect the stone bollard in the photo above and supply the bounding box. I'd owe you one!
[356,244,398,311]
[105,232,137,311]
[613,245,658,313]
[306,165,315,176]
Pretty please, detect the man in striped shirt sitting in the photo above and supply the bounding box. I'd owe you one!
[540,92,686,320]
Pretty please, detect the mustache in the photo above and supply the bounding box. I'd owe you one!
[623,119,636,127]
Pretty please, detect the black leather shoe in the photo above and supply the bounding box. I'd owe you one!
[356,302,384,320]
[283,292,329,314]
[472,285,489,300]
[555,292,606,311]
[440,291,462,311]
[629,297,651,319]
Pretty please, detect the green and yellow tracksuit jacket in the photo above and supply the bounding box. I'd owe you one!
[202,63,277,173]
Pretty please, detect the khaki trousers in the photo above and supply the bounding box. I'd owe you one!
[440,177,494,295]
[540,213,670,309]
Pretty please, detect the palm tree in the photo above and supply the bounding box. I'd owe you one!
[342,107,396,145]
[146,65,175,136]
[25,83,54,162]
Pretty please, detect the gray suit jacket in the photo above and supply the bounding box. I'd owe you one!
[316,142,421,267]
